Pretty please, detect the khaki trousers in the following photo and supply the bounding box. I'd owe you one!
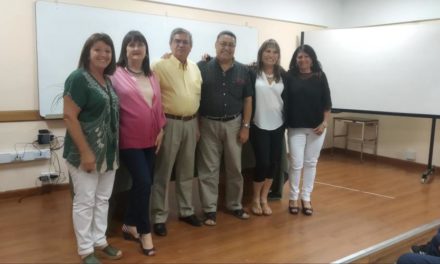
[197,116,244,213]
[151,118,198,223]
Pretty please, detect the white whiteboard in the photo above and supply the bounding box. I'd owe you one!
[36,1,258,118]
[304,23,440,117]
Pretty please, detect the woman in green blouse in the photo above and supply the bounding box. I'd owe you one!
[63,33,121,264]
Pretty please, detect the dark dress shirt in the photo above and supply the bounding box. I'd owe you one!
[198,58,253,117]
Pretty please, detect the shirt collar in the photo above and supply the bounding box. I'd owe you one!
[170,55,188,70]
[214,57,235,71]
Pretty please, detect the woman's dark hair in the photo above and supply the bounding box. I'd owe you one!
[117,30,152,76]
[78,33,116,75]
[288,44,322,75]
[257,39,282,82]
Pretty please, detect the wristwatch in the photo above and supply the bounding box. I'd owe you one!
[242,122,250,129]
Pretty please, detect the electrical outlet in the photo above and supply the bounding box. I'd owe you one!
[39,172,59,183]
[49,173,59,181]
[39,172,50,182]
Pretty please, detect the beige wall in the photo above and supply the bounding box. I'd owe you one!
[0,0,319,192]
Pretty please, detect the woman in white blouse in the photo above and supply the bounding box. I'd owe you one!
[249,39,287,216]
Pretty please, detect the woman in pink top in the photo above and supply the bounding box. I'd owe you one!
[110,31,166,256]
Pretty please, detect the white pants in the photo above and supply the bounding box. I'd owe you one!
[287,128,326,201]
[67,163,115,256]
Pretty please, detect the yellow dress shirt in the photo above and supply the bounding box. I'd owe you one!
[152,55,202,116]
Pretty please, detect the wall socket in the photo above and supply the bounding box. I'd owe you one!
[405,150,416,161]
[39,172,59,182]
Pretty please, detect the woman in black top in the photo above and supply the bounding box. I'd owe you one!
[285,45,331,216]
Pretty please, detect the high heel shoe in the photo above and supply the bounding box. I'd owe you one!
[140,245,156,256]
[301,200,313,216]
[288,200,299,215]
[139,235,156,256]
[122,224,139,241]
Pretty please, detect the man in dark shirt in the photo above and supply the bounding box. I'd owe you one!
[197,30,253,225]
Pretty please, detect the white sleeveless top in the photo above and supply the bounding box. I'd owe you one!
[253,73,284,130]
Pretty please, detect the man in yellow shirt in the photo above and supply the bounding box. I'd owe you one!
[150,28,202,236]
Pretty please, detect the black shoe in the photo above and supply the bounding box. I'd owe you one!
[231,209,250,220]
[153,223,167,236]
[411,242,430,255]
[179,214,202,227]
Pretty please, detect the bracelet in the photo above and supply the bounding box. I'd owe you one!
[242,122,250,129]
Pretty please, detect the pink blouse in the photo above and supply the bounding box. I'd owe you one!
[111,67,166,149]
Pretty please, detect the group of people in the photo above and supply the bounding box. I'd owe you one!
[63,27,332,264]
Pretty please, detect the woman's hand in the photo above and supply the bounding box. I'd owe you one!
[313,121,327,136]
[155,129,164,154]
[80,150,96,173]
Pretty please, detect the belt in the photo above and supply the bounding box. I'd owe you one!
[165,113,197,121]
[204,113,241,122]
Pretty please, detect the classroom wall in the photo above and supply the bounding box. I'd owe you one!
[0,0,320,192]
[143,0,343,27]
[144,0,440,28]
[341,0,440,27]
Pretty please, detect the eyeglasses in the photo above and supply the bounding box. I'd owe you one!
[218,42,236,48]
[173,39,190,46]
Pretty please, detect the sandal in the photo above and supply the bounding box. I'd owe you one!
[139,234,155,256]
[231,209,250,220]
[96,244,122,260]
[122,224,139,241]
[261,202,272,216]
[301,200,313,216]
[289,200,299,215]
[203,212,217,226]
[251,201,263,216]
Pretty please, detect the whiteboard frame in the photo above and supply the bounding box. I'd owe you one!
[303,23,440,118]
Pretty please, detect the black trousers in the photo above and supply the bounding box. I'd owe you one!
[250,125,285,182]
[119,148,155,234]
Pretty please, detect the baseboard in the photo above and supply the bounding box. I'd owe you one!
[322,147,432,172]
[0,183,69,201]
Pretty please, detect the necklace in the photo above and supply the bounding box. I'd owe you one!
[265,72,274,82]
[126,67,144,75]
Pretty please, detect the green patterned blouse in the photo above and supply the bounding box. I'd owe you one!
[63,68,119,173]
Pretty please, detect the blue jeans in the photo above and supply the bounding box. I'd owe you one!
[396,228,440,264]
[120,148,155,234]
[397,253,440,264]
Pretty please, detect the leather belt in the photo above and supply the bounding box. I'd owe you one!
[165,113,197,121]
[204,113,241,122]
